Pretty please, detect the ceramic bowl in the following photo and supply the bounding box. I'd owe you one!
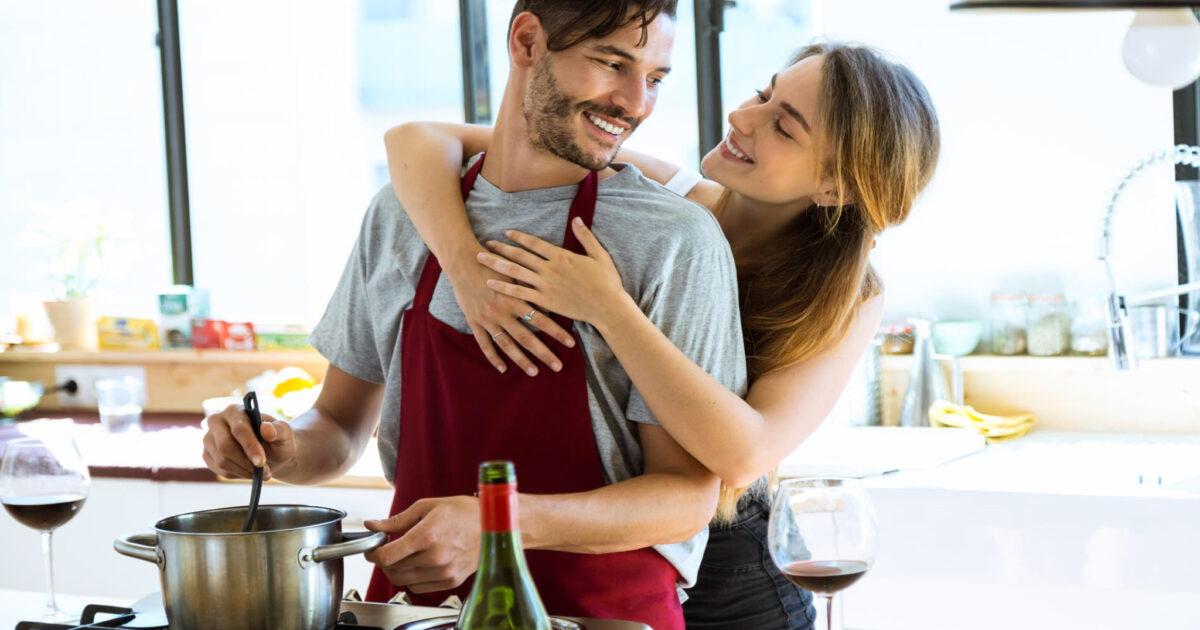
[931,319,983,356]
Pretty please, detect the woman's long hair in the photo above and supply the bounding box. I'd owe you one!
[714,42,941,522]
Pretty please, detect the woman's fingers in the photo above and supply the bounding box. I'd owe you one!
[504,230,559,259]
[528,311,575,348]
[470,325,508,373]
[483,241,546,272]
[491,330,539,377]
[571,217,611,261]
[486,279,539,302]
[476,249,539,285]
[501,319,562,373]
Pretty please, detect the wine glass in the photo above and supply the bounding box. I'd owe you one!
[1,436,91,621]
[767,478,878,630]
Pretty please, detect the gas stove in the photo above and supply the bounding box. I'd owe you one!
[13,595,650,630]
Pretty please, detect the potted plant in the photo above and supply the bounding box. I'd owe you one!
[18,200,112,351]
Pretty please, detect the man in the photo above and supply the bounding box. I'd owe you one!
[201,2,745,628]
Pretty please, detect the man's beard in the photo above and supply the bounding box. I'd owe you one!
[522,58,638,171]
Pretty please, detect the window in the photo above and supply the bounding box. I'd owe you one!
[179,0,464,325]
[0,2,171,324]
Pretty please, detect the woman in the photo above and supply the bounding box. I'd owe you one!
[383,41,940,628]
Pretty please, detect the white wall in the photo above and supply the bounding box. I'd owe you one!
[820,1,1178,321]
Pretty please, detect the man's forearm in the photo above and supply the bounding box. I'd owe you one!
[518,471,719,554]
[271,405,366,486]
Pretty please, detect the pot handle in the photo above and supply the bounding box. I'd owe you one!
[299,530,387,569]
[114,533,163,566]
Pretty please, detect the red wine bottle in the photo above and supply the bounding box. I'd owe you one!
[457,461,550,630]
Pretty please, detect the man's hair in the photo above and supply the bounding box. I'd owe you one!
[509,0,678,51]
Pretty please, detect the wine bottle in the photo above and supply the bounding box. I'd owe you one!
[457,461,551,630]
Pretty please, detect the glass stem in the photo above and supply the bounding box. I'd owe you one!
[822,594,835,630]
[41,530,58,616]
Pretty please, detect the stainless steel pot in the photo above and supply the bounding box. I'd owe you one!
[114,504,386,630]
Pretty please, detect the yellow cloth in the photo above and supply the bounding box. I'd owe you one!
[928,400,1036,442]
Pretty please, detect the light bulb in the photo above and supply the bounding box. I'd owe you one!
[1122,9,1200,90]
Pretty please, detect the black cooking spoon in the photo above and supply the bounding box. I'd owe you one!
[240,391,265,533]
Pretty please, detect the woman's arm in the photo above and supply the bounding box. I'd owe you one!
[480,222,885,489]
[613,145,725,209]
[598,290,884,489]
[383,122,576,376]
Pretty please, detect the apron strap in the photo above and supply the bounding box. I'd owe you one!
[412,156,486,310]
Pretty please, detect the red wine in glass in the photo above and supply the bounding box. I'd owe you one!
[3,494,87,531]
[1,436,91,621]
[782,559,869,595]
[769,478,878,630]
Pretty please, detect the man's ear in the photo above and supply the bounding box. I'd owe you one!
[509,12,545,70]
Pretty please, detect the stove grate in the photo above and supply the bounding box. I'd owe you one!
[15,607,385,630]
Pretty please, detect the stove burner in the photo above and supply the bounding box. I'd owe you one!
[15,607,384,630]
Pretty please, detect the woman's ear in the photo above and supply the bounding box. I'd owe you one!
[509,12,545,70]
[813,178,854,207]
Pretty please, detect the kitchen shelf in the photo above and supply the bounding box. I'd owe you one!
[0,349,323,365]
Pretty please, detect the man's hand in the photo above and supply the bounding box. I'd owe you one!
[201,404,297,481]
[363,496,481,594]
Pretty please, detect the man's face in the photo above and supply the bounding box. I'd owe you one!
[522,14,675,171]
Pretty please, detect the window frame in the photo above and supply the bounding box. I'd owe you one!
[155,0,1196,288]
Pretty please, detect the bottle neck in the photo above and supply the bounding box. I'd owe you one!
[480,482,518,533]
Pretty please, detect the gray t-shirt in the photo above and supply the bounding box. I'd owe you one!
[310,156,747,595]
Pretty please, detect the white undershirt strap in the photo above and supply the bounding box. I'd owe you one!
[662,167,704,197]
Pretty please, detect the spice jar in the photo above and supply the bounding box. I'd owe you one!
[1027,293,1071,356]
[878,324,915,354]
[990,293,1028,355]
[1070,297,1109,356]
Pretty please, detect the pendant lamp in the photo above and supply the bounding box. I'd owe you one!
[950,1,1200,89]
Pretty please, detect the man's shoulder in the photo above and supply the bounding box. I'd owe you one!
[598,163,724,243]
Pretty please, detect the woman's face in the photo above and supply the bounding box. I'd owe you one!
[700,55,830,206]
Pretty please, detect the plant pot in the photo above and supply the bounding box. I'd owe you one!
[43,297,99,351]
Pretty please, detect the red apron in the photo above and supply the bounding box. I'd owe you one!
[365,156,683,630]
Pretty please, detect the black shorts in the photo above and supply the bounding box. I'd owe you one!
[682,497,817,630]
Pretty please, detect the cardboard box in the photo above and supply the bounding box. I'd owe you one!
[97,317,160,350]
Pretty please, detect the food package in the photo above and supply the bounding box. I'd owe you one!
[97,317,160,350]
[255,324,313,351]
[158,286,210,349]
[191,319,256,351]
[928,400,1036,442]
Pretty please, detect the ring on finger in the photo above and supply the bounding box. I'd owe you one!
[490,330,506,340]
[522,309,536,322]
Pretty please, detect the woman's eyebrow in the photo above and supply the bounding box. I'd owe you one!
[768,73,811,134]
[780,102,812,134]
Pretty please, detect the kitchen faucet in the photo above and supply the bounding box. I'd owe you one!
[1099,145,1200,370]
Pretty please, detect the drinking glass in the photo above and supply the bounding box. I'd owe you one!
[1,437,91,621]
[768,478,878,630]
[95,376,143,432]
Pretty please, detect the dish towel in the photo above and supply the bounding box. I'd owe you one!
[928,400,1036,442]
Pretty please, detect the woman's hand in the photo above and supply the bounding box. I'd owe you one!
[477,218,631,330]
[443,250,576,377]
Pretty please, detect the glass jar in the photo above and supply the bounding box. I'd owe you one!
[990,293,1028,355]
[1027,293,1071,356]
[1070,297,1109,356]
[878,324,915,355]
